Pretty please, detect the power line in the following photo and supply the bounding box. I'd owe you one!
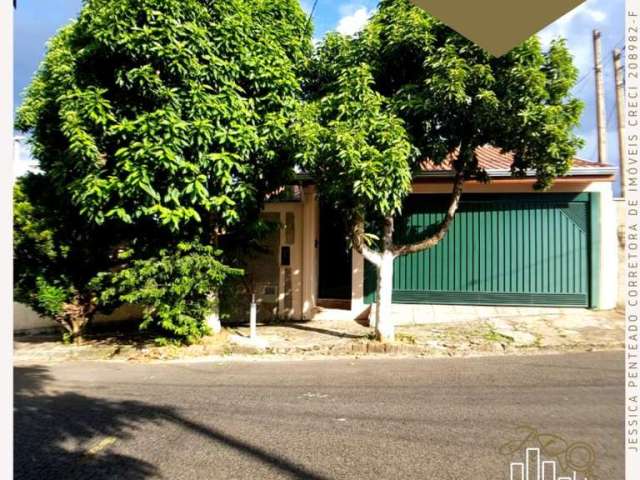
[612,36,625,52]
[576,71,592,86]
[574,70,593,96]
[606,96,617,127]
[306,0,319,28]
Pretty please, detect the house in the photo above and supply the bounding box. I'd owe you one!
[251,145,619,324]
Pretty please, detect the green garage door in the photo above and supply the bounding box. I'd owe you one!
[365,193,600,308]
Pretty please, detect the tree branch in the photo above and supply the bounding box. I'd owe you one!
[393,169,465,257]
[352,216,382,267]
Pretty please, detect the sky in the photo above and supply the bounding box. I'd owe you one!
[13,0,626,191]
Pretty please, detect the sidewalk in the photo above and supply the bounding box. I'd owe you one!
[14,309,623,364]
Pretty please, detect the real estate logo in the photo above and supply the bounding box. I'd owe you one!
[410,0,586,56]
[499,425,598,480]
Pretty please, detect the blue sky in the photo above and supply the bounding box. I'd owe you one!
[14,0,625,190]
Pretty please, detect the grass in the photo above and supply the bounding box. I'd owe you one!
[482,325,515,344]
[395,332,418,344]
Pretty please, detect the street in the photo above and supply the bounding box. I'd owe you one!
[14,352,624,479]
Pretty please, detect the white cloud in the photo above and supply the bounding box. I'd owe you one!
[336,6,373,36]
[588,9,607,22]
[538,1,607,47]
[13,138,39,180]
[538,1,607,73]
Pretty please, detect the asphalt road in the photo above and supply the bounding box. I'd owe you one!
[14,352,624,480]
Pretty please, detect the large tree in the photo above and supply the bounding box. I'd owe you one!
[15,0,312,341]
[299,0,584,342]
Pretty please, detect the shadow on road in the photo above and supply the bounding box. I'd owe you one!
[14,366,328,480]
[15,366,163,479]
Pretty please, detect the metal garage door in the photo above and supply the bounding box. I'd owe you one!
[364,193,598,307]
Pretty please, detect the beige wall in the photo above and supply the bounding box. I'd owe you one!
[16,200,311,332]
[14,303,56,332]
[262,202,304,319]
[412,177,614,194]
[598,186,618,309]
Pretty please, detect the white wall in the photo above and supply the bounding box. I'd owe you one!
[616,198,625,308]
[14,303,142,334]
[598,185,619,309]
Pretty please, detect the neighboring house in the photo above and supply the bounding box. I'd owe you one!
[253,145,618,324]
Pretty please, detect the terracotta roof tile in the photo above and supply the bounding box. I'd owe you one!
[419,145,611,173]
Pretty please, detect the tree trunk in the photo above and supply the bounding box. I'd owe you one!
[374,216,396,342]
[61,296,95,344]
[69,318,86,345]
[394,170,465,256]
[375,250,395,342]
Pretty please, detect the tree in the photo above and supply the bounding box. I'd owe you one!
[16,0,311,233]
[91,243,241,344]
[13,174,112,342]
[15,0,312,341]
[300,0,584,342]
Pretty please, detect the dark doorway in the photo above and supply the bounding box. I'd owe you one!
[318,203,352,301]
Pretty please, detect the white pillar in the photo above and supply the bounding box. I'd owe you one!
[301,186,319,319]
[206,290,221,334]
[249,295,257,339]
[599,186,618,309]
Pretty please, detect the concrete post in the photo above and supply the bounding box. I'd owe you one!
[593,30,608,165]
[206,290,221,334]
[614,48,627,197]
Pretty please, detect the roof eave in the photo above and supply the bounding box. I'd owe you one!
[293,167,618,183]
[413,167,619,178]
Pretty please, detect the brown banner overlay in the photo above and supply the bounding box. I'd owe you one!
[410,0,585,56]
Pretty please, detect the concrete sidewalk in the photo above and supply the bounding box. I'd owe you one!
[14,308,623,363]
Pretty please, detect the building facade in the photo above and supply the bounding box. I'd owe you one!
[255,146,619,324]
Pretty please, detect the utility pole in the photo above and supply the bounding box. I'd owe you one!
[614,48,627,198]
[593,30,608,165]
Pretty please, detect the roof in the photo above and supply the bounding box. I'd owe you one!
[417,145,617,178]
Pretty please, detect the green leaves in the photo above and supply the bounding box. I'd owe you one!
[301,0,584,251]
[352,0,584,183]
[14,0,312,341]
[295,63,413,223]
[92,243,242,343]
[16,0,312,234]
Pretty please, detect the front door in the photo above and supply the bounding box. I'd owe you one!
[318,203,352,301]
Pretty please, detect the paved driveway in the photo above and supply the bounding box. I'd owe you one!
[14,352,624,479]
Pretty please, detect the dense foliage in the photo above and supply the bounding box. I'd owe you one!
[14,0,312,341]
[16,0,312,233]
[92,244,241,344]
[14,0,585,344]
[294,63,413,230]
[306,0,584,190]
